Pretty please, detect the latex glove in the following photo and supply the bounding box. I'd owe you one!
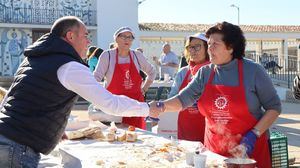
[240,131,257,156]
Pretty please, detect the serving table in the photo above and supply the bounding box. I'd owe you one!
[38,123,226,168]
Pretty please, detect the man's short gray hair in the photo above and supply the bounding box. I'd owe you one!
[163,43,170,48]
[51,16,83,37]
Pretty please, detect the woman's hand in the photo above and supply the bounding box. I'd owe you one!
[240,130,258,156]
[229,130,257,158]
[148,101,165,118]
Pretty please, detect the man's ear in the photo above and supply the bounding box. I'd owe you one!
[65,31,73,42]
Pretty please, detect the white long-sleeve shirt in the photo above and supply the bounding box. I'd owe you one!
[57,61,149,117]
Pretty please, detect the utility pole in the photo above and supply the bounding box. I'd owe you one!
[230,4,240,25]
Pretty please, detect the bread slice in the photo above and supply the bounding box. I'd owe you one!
[66,130,85,140]
[81,127,105,139]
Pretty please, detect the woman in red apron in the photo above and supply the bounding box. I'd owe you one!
[169,33,210,142]
[93,27,156,129]
[149,22,280,168]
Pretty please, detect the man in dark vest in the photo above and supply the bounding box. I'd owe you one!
[0,16,152,167]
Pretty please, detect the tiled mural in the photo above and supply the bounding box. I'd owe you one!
[0,0,95,76]
[0,0,95,25]
[0,28,31,76]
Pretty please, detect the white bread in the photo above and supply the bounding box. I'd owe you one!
[81,127,105,139]
[66,127,105,140]
[106,132,115,142]
[117,132,126,141]
[126,131,137,142]
[66,130,85,140]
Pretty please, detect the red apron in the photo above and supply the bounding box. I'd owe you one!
[197,60,271,168]
[106,49,146,129]
[177,61,209,142]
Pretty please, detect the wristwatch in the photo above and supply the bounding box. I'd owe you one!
[251,128,261,138]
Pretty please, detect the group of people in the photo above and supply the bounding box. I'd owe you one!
[0,15,296,168]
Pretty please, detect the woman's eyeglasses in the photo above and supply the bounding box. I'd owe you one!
[118,35,134,41]
[186,44,201,51]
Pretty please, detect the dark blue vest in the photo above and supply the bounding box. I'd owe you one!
[0,54,80,154]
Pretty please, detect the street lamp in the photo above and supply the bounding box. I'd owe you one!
[138,0,146,5]
[230,4,240,25]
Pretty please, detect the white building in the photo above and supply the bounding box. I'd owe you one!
[0,0,300,77]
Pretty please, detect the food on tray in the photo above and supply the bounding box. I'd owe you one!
[117,132,126,141]
[66,130,85,140]
[81,127,105,139]
[118,161,126,165]
[66,126,105,140]
[108,121,118,133]
[128,125,135,131]
[126,131,137,142]
[66,122,142,142]
[106,132,116,142]
[95,159,105,165]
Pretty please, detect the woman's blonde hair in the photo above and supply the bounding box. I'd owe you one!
[184,37,209,63]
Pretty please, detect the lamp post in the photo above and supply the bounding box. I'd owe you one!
[230,4,240,25]
[138,0,146,5]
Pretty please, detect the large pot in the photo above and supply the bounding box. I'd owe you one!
[224,158,256,168]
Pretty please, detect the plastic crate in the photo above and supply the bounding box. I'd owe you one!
[145,87,159,102]
[157,87,171,100]
[270,131,289,168]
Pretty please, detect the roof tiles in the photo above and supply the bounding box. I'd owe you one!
[139,23,300,33]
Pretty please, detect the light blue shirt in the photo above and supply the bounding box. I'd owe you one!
[88,56,98,72]
[159,51,179,79]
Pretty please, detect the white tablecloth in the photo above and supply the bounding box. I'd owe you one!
[39,126,226,168]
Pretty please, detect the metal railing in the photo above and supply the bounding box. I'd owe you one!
[0,6,97,26]
[246,53,299,88]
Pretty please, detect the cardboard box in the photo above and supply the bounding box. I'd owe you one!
[157,112,179,138]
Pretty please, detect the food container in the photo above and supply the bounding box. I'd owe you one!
[194,153,207,168]
[224,158,256,168]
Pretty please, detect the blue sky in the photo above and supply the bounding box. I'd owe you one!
[138,0,299,25]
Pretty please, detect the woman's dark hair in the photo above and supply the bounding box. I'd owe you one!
[205,21,246,59]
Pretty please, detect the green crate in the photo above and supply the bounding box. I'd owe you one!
[270,131,289,168]
[145,87,159,102]
[157,87,171,100]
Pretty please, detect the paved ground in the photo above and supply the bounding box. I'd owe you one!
[272,102,300,167]
[71,101,300,167]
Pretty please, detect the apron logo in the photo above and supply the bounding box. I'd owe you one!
[211,95,231,124]
[214,96,228,110]
[125,70,130,79]
[123,70,134,89]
